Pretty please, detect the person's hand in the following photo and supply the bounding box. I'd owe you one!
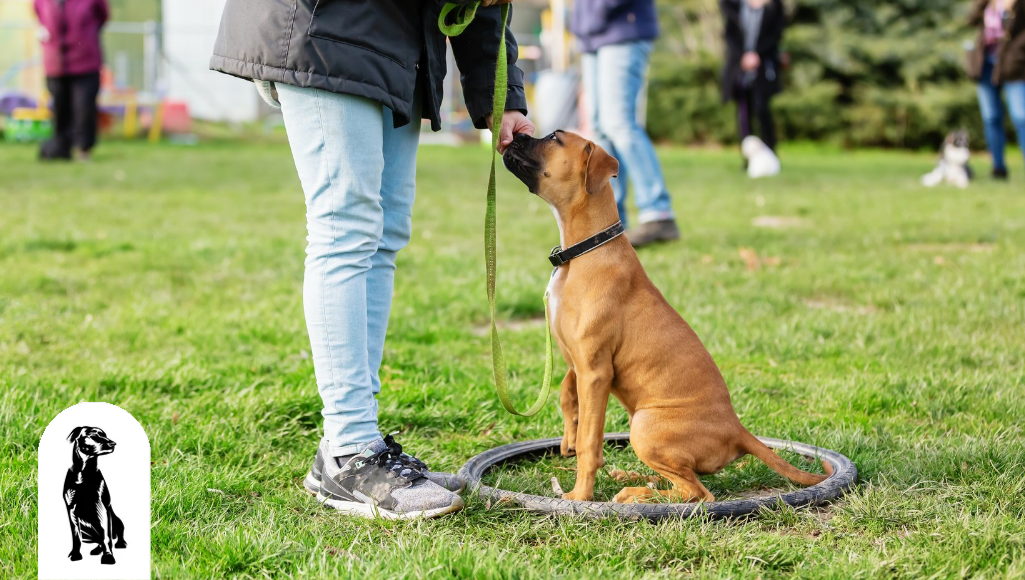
[486,111,535,153]
[741,51,761,72]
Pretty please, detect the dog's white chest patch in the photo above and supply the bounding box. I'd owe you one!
[547,268,562,325]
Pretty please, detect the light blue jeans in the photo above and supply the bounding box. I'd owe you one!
[278,84,420,456]
[581,41,674,227]
[977,54,1025,172]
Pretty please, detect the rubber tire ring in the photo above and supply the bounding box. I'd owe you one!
[458,433,857,520]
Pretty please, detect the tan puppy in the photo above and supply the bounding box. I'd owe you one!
[503,131,830,503]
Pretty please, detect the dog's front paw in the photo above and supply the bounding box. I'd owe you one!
[560,442,576,458]
[68,550,82,561]
[101,553,116,565]
[562,490,593,501]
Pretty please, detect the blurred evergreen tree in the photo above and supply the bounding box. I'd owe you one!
[648,0,984,148]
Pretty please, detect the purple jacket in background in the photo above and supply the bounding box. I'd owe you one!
[569,0,659,53]
[34,0,109,77]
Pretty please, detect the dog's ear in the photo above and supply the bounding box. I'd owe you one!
[67,426,87,442]
[584,143,619,196]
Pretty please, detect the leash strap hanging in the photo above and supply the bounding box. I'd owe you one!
[440,3,554,417]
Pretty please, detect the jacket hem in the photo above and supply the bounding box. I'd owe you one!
[210,54,416,128]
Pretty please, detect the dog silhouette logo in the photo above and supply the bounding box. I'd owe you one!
[39,403,151,580]
[64,426,128,564]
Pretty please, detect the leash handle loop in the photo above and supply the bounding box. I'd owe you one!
[438,2,479,36]
[445,3,555,417]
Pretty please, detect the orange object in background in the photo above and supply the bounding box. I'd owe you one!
[159,100,192,134]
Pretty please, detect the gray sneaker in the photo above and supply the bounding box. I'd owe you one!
[303,437,464,519]
[625,219,681,248]
[304,436,466,495]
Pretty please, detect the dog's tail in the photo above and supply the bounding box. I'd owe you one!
[739,430,832,486]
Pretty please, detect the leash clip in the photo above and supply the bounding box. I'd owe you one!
[549,246,565,268]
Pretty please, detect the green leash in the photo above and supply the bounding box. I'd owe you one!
[440,3,555,417]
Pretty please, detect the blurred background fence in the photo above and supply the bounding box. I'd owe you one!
[0,0,989,148]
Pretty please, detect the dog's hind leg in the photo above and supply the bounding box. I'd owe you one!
[609,470,660,485]
[613,468,713,504]
[110,508,127,549]
[612,486,658,503]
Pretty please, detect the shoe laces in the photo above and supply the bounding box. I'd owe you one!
[354,435,424,481]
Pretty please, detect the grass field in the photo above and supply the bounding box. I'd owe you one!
[2,139,1024,579]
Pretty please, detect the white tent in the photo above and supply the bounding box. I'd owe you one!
[161,0,259,123]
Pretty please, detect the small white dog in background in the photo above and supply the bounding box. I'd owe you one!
[921,130,972,189]
[742,136,781,179]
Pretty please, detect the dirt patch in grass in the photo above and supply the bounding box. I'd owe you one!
[903,242,995,253]
[804,298,879,315]
[751,216,811,229]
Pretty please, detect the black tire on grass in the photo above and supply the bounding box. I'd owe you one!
[457,433,857,521]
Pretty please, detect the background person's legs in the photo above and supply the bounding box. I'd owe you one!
[752,88,777,152]
[582,51,629,224]
[278,84,387,457]
[1003,81,1025,171]
[70,72,101,155]
[977,56,1007,174]
[737,85,753,143]
[595,41,674,227]
[366,100,420,408]
[42,76,73,159]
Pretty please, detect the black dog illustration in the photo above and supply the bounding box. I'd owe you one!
[64,426,127,564]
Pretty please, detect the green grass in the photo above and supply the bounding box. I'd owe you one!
[2,138,1024,579]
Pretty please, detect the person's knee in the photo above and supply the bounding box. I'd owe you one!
[306,209,384,264]
[378,212,413,255]
[598,112,640,145]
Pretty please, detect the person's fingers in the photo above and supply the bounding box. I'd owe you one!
[515,118,536,137]
[498,121,514,153]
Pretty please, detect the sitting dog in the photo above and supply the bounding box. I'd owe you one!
[742,135,780,179]
[64,426,127,564]
[921,130,972,189]
[503,131,830,503]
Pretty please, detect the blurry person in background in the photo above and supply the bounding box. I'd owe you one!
[571,0,680,248]
[721,0,786,157]
[969,0,1025,181]
[33,0,109,162]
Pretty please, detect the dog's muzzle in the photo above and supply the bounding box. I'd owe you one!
[502,133,543,194]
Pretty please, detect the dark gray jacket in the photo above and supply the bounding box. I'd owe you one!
[209,0,527,131]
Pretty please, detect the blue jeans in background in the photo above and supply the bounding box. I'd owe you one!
[581,41,674,227]
[977,54,1025,172]
[278,84,420,456]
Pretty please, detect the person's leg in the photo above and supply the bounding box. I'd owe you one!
[70,72,101,155]
[1003,81,1025,170]
[365,99,421,407]
[277,84,385,457]
[595,41,674,227]
[977,56,1007,173]
[737,86,752,142]
[582,51,629,225]
[43,76,72,159]
[753,87,777,151]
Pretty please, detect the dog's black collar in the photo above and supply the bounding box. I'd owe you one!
[549,221,625,268]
